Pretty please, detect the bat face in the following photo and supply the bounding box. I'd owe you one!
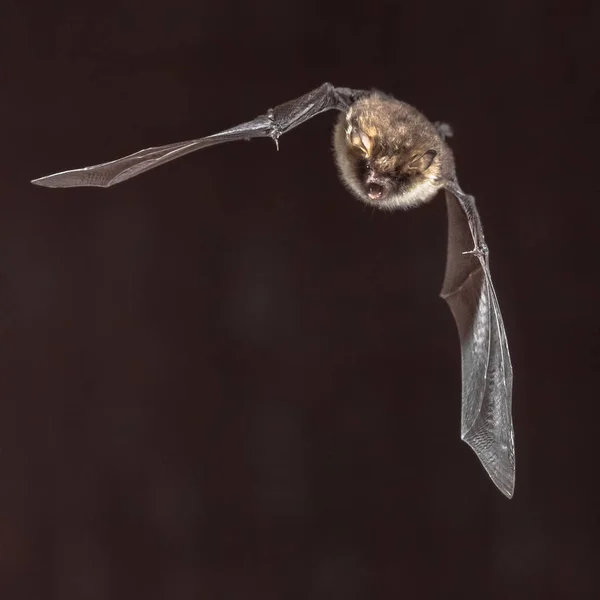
[333,93,455,211]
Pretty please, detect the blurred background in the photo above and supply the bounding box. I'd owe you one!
[3,0,599,598]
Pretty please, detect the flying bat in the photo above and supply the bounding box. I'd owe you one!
[31,83,515,497]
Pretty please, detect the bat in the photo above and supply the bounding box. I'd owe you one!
[31,83,515,498]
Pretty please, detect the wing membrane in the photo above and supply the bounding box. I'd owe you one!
[31,83,365,188]
[441,187,515,498]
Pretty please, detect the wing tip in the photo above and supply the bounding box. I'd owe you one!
[461,434,516,499]
[494,474,515,499]
[30,172,79,188]
[31,176,55,187]
[30,171,111,189]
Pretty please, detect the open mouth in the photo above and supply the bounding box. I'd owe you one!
[367,182,385,200]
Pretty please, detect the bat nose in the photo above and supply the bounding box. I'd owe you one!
[367,182,384,200]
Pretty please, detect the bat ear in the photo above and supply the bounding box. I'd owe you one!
[409,149,437,172]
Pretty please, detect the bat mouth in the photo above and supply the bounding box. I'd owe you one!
[363,174,393,204]
[367,182,385,200]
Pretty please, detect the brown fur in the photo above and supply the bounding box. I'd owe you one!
[333,92,455,210]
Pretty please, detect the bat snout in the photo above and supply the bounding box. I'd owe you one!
[364,171,392,202]
[367,182,385,200]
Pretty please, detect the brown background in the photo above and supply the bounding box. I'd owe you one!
[3,0,599,598]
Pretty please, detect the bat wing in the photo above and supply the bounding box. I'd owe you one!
[31,84,366,188]
[440,182,515,498]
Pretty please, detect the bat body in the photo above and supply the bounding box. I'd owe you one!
[32,83,515,498]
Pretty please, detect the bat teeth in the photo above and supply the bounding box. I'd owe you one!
[367,182,384,200]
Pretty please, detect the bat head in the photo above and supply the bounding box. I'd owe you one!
[333,93,453,210]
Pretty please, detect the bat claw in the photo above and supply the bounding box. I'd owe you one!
[462,243,489,259]
[267,108,281,151]
[434,121,454,140]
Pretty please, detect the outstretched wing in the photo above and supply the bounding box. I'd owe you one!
[31,84,366,188]
[440,181,515,498]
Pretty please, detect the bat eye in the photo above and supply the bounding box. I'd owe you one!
[356,159,370,177]
[367,182,384,200]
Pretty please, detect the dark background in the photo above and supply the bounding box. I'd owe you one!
[3,0,599,598]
